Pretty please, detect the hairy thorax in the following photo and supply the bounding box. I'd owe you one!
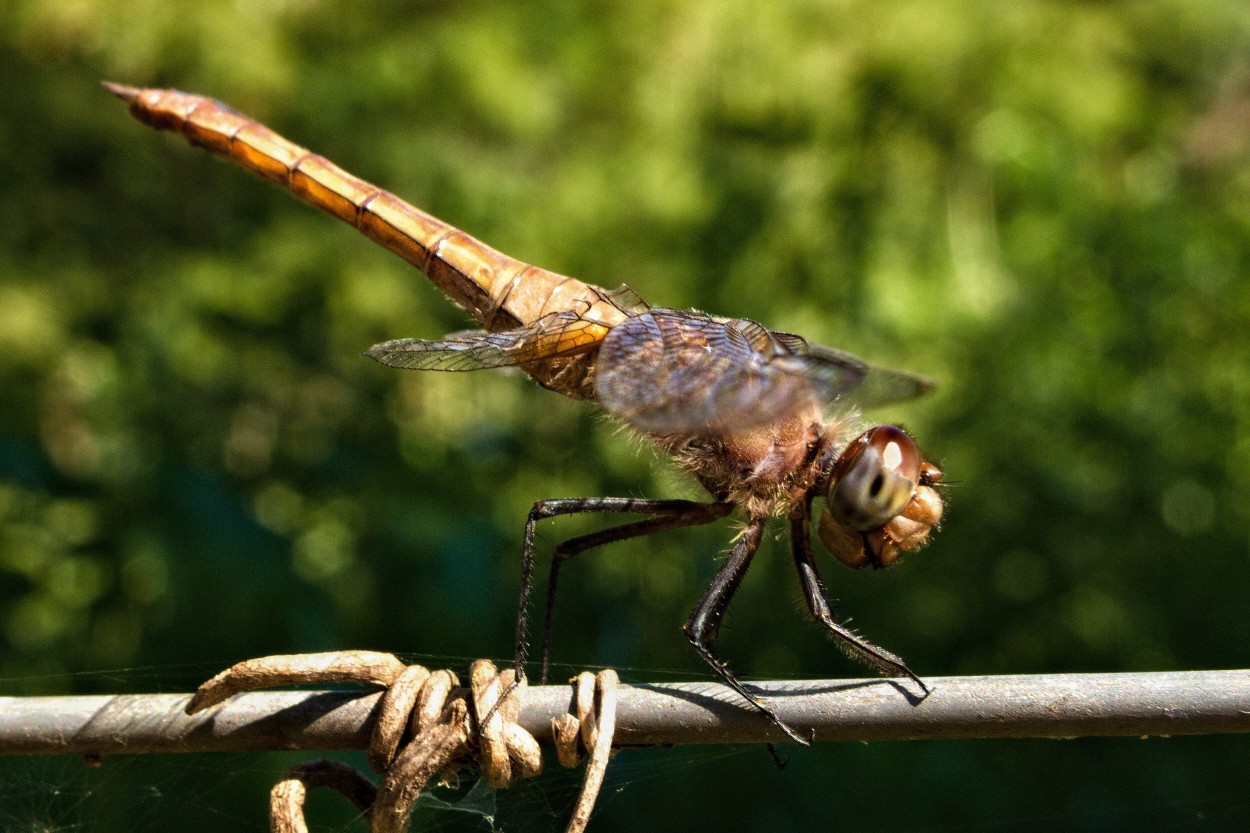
[655,407,862,519]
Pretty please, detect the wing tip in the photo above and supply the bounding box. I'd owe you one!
[362,341,400,365]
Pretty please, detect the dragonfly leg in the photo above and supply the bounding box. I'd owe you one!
[484,498,730,729]
[683,518,810,746]
[538,500,732,683]
[789,511,928,692]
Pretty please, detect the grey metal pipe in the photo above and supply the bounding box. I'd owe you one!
[2,670,1248,757]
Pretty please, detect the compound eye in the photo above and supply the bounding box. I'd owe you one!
[826,426,922,532]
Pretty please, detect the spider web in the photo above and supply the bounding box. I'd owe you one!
[0,737,750,833]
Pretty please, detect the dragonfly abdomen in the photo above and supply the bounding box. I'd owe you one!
[105,84,596,333]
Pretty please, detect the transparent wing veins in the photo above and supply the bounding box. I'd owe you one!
[364,310,605,372]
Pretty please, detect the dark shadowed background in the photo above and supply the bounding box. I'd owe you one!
[2,1,1249,830]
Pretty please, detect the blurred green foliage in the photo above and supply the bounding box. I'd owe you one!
[3,0,1250,830]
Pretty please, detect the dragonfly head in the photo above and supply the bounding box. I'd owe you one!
[817,425,943,570]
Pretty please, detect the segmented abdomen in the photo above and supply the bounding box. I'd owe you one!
[108,84,634,398]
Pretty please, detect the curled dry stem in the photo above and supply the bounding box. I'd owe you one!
[188,652,618,833]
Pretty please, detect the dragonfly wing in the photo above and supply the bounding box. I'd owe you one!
[365,311,608,372]
[848,364,937,408]
[365,333,524,371]
[777,336,936,408]
[602,283,651,315]
[595,310,869,435]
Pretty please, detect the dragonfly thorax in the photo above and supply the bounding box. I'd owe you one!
[657,406,827,519]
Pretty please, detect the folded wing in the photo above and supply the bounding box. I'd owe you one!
[364,310,608,371]
[595,309,933,435]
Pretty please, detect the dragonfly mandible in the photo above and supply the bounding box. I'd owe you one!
[107,83,944,745]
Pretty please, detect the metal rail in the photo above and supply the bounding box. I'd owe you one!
[3,670,1248,756]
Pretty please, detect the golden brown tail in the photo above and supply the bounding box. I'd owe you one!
[104,82,590,333]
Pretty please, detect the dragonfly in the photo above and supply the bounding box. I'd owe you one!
[107,83,944,745]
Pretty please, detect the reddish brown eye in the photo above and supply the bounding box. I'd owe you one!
[826,426,922,532]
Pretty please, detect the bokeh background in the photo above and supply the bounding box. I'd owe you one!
[3,1,1250,830]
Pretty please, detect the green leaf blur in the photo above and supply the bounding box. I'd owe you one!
[2,1,1249,830]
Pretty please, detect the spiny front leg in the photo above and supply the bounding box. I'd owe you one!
[683,518,810,746]
[790,510,929,693]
